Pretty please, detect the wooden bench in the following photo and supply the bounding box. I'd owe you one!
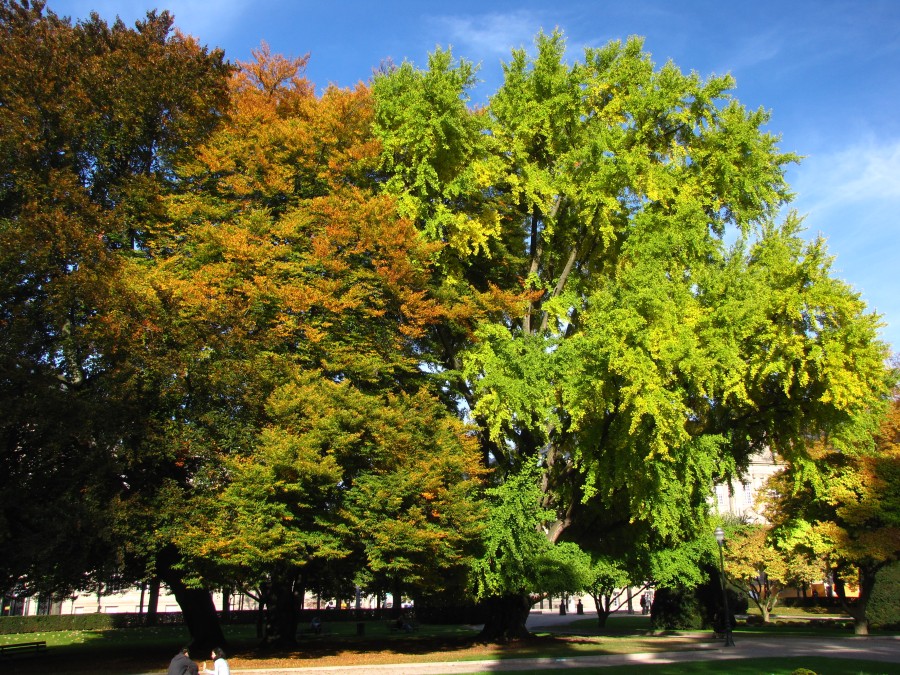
[0,641,47,657]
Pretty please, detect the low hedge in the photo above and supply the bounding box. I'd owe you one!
[0,613,116,634]
[0,610,238,635]
[0,606,485,634]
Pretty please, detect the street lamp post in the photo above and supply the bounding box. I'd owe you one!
[714,526,735,646]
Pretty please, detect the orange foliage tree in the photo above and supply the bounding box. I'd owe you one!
[126,46,488,644]
[764,390,900,634]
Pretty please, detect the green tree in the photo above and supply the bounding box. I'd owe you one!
[468,467,553,639]
[721,523,820,623]
[373,30,889,639]
[584,555,631,628]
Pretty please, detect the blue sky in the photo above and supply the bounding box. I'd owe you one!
[50,0,900,352]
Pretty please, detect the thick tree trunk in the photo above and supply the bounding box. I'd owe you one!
[478,594,532,642]
[837,566,878,636]
[264,571,300,646]
[156,546,226,652]
[390,578,403,619]
[221,587,231,622]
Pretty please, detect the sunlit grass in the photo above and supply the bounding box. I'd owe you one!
[470,657,897,675]
[2,618,896,674]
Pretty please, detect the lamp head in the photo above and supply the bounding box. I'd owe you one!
[714,526,725,545]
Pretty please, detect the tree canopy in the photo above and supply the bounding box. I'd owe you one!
[1,5,891,646]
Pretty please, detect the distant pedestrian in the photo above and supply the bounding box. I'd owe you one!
[167,647,199,675]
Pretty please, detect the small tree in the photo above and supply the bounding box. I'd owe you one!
[722,524,818,623]
[585,555,631,628]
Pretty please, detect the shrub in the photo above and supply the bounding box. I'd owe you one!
[650,587,705,630]
[868,561,900,629]
[0,613,115,634]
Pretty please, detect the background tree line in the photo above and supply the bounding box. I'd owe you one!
[1,0,895,647]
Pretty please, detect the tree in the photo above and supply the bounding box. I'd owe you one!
[373,30,890,639]
[468,467,554,640]
[764,391,900,634]
[721,523,820,623]
[0,0,229,610]
[140,46,488,645]
[584,555,631,628]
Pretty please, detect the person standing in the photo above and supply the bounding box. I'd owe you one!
[167,647,199,675]
[200,647,231,675]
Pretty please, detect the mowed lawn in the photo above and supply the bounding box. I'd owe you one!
[1,612,894,674]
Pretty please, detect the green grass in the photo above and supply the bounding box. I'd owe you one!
[2,619,896,674]
[471,657,897,674]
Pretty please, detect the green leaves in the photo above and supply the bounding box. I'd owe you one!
[469,466,553,599]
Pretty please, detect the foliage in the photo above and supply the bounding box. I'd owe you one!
[150,47,487,637]
[867,561,900,629]
[0,613,116,634]
[583,554,631,626]
[468,467,553,600]
[445,31,888,561]
[0,0,230,596]
[533,542,593,598]
[764,391,900,634]
[2,8,891,647]
[649,586,705,630]
[722,523,821,622]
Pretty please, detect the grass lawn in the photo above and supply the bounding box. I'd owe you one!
[1,615,895,674]
[0,622,713,674]
[470,657,897,674]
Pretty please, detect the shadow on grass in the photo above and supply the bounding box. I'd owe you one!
[2,622,715,674]
[6,618,893,674]
[471,656,897,674]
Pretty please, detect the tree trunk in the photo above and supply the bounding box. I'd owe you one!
[478,594,532,642]
[145,577,160,627]
[591,593,612,628]
[156,546,226,652]
[391,578,403,619]
[221,587,231,623]
[837,565,878,636]
[265,571,300,646]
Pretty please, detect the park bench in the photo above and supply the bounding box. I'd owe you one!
[0,641,47,657]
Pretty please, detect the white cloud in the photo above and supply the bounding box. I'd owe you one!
[719,28,782,74]
[789,138,900,350]
[793,138,900,215]
[430,10,544,58]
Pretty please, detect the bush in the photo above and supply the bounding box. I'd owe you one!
[0,613,115,634]
[868,561,900,629]
[650,587,705,630]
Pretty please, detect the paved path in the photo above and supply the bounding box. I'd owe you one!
[211,611,900,674]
